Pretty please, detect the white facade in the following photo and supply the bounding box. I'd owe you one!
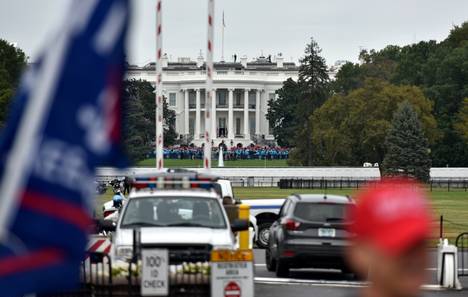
[126,54,299,146]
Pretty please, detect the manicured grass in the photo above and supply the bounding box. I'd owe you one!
[137,158,289,168]
[95,187,468,243]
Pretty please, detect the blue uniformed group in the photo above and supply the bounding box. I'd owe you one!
[147,145,290,160]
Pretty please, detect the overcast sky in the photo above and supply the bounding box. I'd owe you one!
[1,0,467,66]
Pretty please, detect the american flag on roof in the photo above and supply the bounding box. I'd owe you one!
[0,0,129,295]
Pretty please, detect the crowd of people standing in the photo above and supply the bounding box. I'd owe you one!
[158,144,289,160]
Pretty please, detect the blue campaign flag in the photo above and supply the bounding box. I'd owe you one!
[0,0,129,295]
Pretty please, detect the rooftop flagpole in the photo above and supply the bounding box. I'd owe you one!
[155,0,164,170]
[221,11,225,62]
[204,0,215,170]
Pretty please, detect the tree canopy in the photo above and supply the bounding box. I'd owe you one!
[0,39,27,127]
[382,101,431,182]
[332,21,468,166]
[267,38,330,165]
[310,79,437,166]
[266,78,302,147]
[123,79,177,162]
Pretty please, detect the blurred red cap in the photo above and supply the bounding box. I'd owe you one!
[348,178,433,256]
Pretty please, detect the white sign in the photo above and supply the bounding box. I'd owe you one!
[211,261,254,297]
[141,249,169,296]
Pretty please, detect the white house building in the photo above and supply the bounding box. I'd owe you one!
[127,53,299,146]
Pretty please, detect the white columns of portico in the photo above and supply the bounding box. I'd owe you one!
[228,88,234,140]
[194,88,201,140]
[244,88,250,140]
[183,89,189,135]
[255,89,262,135]
[212,89,217,139]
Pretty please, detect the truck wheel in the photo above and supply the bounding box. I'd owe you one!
[256,222,272,249]
[276,259,289,278]
[265,248,276,272]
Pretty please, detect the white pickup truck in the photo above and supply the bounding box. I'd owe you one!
[241,198,285,248]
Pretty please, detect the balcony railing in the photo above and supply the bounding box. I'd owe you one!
[189,104,255,109]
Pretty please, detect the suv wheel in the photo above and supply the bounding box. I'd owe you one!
[265,248,276,272]
[276,259,290,278]
[256,222,272,249]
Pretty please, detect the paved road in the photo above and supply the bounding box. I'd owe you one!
[252,249,468,297]
[255,283,467,297]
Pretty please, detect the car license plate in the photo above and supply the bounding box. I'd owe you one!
[318,228,336,237]
[141,249,169,296]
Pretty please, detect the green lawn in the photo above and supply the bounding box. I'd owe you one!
[137,158,289,168]
[96,187,468,243]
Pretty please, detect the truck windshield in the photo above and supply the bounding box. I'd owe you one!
[120,196,227,229]
[294,203,350,222]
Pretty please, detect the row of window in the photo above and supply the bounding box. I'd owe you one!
[167,92,276,107]
[188,117,267,136]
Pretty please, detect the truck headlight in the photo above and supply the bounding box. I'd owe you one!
[115,246,133,260]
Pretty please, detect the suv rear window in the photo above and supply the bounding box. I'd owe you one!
[293,203,349,222]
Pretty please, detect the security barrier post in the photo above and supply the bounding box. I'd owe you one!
[239,204,250,249]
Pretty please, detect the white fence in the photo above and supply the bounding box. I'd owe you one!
[96,167,468,188]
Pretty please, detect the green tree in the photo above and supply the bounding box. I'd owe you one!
[122,79,177,162]
[382,101,431,182]
[332,62,363,94]
[162,97,178,146]
[392,40,439,86]
[310,79,437,166]
[330,22,468,166]
[443,21,468,48]
[358,46,401,82]
[423,41,468,166]
[455,98,468,143]
[0,39,27,127]
[290,38,330,166]
[266,78,302,146]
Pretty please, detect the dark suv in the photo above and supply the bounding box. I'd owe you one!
[266,194,355,277]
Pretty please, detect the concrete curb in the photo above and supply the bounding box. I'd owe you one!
[255,277,446,291]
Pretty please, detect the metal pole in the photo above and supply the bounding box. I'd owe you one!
[204,0,214,170]
[155,0,164,170]
[440,215,444,239]
[221,11,225,62]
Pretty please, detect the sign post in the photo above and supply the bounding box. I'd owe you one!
[211,250,254,297]
[155,0,164,170]
[204,0,215,170]
[141,249,169,296]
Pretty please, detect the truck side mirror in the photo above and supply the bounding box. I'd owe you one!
[231,219,249,232]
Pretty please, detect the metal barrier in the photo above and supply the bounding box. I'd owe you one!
[126,230,211,297]
[455,232,468,277]
[277,178,376,189]
[430,179,468,191]
[39,252,113,297]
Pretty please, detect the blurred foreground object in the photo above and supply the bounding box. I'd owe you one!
[0,0,129,295]
[347,178,433,297]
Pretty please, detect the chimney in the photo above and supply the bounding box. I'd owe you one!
[240,55,248,68]
[161,53,169,68]
[276,53,284,68]
[197,50,204,67]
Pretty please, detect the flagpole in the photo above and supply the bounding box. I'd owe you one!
[155,0,164,170]
[204,0,214,170]
[221,11,224,62]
